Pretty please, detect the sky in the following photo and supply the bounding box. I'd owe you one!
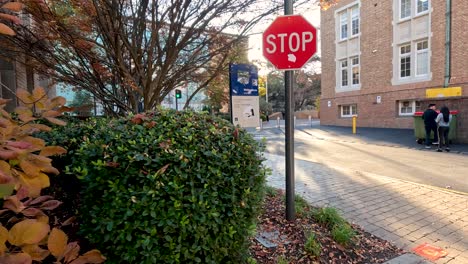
[248,4,322,75]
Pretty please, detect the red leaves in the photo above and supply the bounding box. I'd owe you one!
[130,114,146,124]
[105,161,120,168]
[233,128,239,140]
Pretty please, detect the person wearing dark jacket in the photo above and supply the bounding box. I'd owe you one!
[422,103,438,148]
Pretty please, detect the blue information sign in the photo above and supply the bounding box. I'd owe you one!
[229,64,259,96]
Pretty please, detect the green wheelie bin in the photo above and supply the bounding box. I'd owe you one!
[414,110,458,144]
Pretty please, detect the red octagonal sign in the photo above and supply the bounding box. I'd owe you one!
[263,15,317,70]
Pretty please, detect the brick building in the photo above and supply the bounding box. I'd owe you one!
[320,0,468,142]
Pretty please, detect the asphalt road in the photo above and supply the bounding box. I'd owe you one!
[249,121,468,194]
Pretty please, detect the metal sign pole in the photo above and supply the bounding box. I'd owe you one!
[284,0,295,221]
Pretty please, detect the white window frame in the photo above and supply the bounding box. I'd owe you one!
[400,0,411,20]
[351,7,360,36]
[335,2,360,92]
[340,104,357,118]
[351,56,360,86]
[399,44,411,79]
[340,12,348,40]
[416,0,429,15]
[398,100,419,116]
[415,40,429,76]
[340,59,348,88]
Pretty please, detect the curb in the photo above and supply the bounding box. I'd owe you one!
[383,253,431,264]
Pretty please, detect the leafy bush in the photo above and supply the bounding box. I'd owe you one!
[37,117,108,169]
[71,110,267,263]
[304,233,321,257]
[331,223,356,245]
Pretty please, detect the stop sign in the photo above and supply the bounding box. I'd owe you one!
[263,15,317,70]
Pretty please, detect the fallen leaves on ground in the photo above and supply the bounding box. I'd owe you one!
[250,189,405,263]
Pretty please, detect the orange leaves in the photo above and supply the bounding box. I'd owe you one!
[69,250,106,264]
[0,22,15,36]
[48,228,67,259]
[0,252,33,264]
[320,0,339,11]
[8,219,50,246]
[39,146,67,157]
[21,244,49,261]
[0,87,107,263]
[1,2,23,12]
[1,87,68,198]
[15,87,68,122]
[0,1,22,36]
[47,229,106,263]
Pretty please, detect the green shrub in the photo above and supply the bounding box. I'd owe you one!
[331,223,356,245]
[71,110,267,263]
[313,207,344,228]
[304,232,321,257]
[37,116,109,168]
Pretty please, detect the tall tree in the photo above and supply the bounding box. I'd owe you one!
[294,69,321,111]
[1,0,317,116]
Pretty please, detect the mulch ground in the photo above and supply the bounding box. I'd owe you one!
[250,189,405,263]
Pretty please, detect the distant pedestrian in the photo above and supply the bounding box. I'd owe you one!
[422,103,438,148]
[435,106,452,152]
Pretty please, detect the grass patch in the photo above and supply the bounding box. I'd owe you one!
[304,232,321,257]
[276,255,288,264]
[294,194,310,217]
[313,207,345,228]
[332,223,356,245]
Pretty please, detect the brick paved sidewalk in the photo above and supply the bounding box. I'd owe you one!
[263,153,468,264]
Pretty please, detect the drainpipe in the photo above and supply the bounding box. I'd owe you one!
[444,0,452,88]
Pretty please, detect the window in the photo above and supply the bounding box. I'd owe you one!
[398,100,420,116]
[341,104,357,117]
[351,57,360,85]
[416,0,429,14]
[399,44,411,78]
[351,7,359,36]
[340,12,348,40]
[338,56,360,89]
[338,5,360,40]
[416,40,429,76]
[400,0,411,19]
[340,60,348,87]
[335,3,360,91]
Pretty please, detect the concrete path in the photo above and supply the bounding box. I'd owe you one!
[263,153,468,264]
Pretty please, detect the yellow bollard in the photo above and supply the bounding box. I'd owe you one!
[352,115,357,134]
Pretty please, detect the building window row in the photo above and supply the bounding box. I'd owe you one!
[338,101,422,118]
[400,0,429,20]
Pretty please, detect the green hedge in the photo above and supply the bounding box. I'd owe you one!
[71,110,267,263]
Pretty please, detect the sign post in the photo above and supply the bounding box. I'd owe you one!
[229,63,260,128]
[262,3,317,221]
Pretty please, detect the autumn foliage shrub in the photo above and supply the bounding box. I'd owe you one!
[0,88,105,263]
[71,110,267,263]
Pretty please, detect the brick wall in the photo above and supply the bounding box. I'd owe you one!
[320,0,468,142]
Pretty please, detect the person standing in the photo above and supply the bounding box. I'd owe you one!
[422,103,438,148]
[435,106,452,152]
